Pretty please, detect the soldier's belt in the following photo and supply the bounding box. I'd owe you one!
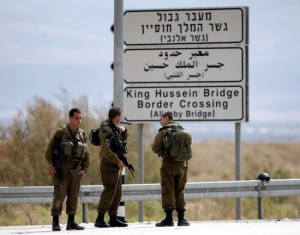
[63,156,82,163]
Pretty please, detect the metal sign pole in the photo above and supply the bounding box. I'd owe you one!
[235,122,242,219]
[137,123,144,222]
[113,0,124,110]
[114,0,125,221]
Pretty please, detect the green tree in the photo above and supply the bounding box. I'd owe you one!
[0,97,63,186]
[0,91,153,186]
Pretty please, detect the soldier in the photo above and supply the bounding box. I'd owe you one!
[94,107,128,228]
[45,108,90,231]
[151,111,190,227]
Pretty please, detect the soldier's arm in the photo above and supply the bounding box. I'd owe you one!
[81,132,91,173]
[100,126,122,165]
[119,126,129,140]
[151,131,165,154]
[45,134,56,164]
[45,130,61,177]
[45,128,65,164]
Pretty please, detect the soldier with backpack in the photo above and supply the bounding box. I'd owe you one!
[151,111,191,227]
[45,108,90,231]
[94,107,129,228]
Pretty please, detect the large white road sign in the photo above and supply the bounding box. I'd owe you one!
[124,47,245,84]
[123,6,248,122]
[124,7,248,45]
[123,86,246,122]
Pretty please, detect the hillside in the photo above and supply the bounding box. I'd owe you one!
[188,140,300,182]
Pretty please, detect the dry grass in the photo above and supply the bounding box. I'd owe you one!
[1,140,299,225]
[182,140,300,221]
[189,140,300,182]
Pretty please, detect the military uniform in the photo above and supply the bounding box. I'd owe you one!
[45,124,90,216]
[151,121,189,226]
[151,121,187,211]
[96,119,128,226]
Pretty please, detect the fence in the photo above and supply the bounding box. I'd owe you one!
[1,179,300,222]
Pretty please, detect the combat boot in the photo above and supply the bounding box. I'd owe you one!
[109,214,128,227]
[66,214,85,230]
[155,209,174,227]
[177,209,190,226]
[52,215,61,231]
[95,213,110,228]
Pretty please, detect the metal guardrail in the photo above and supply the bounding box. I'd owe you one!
[1,179,300,221]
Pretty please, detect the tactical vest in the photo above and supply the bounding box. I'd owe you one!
[57,125,87,160]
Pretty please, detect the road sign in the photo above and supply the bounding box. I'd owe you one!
[123,86,246,122]
[124,47,245,84]
[124,7,248,45]
[123,6,249,122]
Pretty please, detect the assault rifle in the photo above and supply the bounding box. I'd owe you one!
[109,127,135,178]
[118,153,135,178]
[53,139,64,182]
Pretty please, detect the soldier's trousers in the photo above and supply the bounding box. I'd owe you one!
[160,158,187,211]
[51,162,82,216]
[97,161,122,216]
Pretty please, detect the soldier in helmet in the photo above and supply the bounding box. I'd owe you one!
[151,111,190,227]
[45,108,90,231]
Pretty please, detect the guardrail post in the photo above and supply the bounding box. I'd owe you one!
[256,180,264,220]
[258,196,264,219]
[256,173,270,220]
[255,180,264,220]
[82,203,88,223]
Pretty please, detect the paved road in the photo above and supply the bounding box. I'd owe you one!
[0,220,299,235]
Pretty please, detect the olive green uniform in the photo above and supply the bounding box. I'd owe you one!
[151,121,187,211]
[97,120,128,216]
[45,124,90,216]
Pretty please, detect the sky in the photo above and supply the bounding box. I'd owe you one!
[0,0,300,142]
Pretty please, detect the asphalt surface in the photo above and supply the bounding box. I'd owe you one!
[0,219,299,235]
[0,219,300,235]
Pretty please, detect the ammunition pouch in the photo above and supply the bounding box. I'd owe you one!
[61,141,86,160]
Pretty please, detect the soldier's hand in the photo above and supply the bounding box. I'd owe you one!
[48,164,56,177]
[118,126,126,133]
[118,161,125,169]
[78,170,86,176]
